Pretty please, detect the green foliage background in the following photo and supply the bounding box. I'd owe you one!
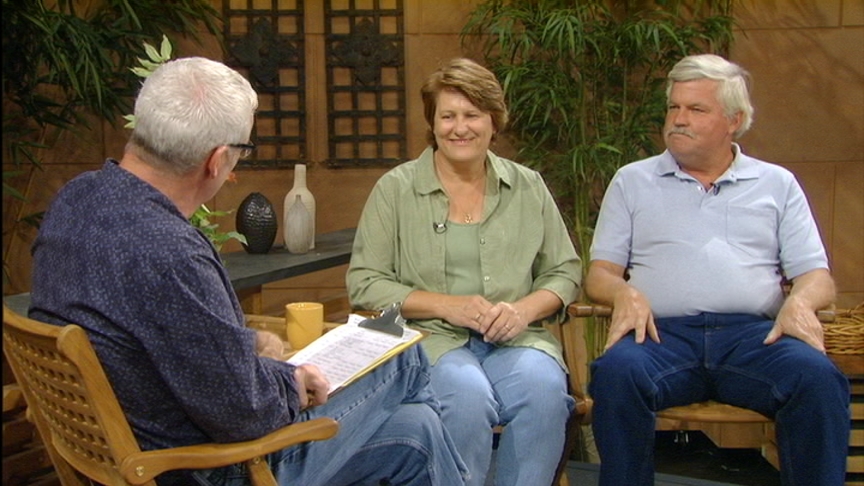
[462,0,735,360]
[462,0,735,265]
[2,0,221,287]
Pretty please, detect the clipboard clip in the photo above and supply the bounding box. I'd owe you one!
[358,302,406,337]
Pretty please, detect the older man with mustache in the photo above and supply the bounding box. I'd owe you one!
[584,54,850,486]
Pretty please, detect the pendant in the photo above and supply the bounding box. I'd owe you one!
[464,213,473,224]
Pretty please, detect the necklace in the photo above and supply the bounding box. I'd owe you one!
[433,155,486,224]
[454,183,483,224]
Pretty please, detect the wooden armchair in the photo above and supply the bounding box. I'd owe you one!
[2,304,339,486]
[540,319,594,486]
[567,304,773,422]
[561,302,838,468]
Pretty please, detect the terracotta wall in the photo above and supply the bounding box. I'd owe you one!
[2,0,861,314]
[732,0,864,308]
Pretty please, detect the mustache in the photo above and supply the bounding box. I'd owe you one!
[666,128,695,138]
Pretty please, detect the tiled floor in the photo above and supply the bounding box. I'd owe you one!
[489,430,781,486]
[566,430,783,486]
[653,430,781,485]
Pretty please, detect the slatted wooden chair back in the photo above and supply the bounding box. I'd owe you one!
[3,304,338,486]
[3,305,137,485]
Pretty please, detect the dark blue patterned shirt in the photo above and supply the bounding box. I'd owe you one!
[30,160,301,451]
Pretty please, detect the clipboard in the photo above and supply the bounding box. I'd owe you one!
[357,302,406,337]
[287,303,425,395]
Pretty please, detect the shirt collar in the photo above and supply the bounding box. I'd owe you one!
[413,146,510,195]
[656,143,760,185]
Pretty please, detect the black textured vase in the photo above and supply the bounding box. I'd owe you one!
[236,192,278,254]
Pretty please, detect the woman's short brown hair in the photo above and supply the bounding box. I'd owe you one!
[420,58,509,149]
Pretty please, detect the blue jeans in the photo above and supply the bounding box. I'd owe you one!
[188,345,468,486]
[589,313,850,486]
[431,335,574,486]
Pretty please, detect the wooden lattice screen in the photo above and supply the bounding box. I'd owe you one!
[222,0,407,169]
[325,0,407,167]
[223,1,307,169]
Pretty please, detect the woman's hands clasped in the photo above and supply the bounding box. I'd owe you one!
[459,296,526,343]
[402,291,556,344]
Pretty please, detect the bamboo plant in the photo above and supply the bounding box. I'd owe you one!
[462,0,736,361]
[2,0,221,289]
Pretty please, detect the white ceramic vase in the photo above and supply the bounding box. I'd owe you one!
[284,195,313,254]
[283,163,316,250]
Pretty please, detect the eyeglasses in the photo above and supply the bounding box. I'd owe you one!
[228,142,256,160]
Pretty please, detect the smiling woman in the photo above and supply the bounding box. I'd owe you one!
[347,57,582,486]
[432,89,492,224]
[423,58,508,227]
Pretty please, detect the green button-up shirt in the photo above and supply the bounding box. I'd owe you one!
[347,147,582,368]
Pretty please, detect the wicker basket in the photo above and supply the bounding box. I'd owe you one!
[824,302,864,355]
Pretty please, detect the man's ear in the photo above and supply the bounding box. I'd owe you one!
[728,111,743,136]
[204,146,227,179]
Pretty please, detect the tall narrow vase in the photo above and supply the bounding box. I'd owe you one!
[283,163,316,250]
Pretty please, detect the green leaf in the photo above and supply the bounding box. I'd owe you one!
[143,41,161,63]
[159,34,173,60]
[129,66,152,78]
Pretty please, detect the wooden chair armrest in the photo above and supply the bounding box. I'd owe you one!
[567,303,612,318]
[569,302,835,322]
[245,314,289,340]
[575,397,594,425]
[119,417,339,485]
[246,314,345,330]
[245,314,286,326]
[3,384,25,413]
[817,308,836,323]
[544,309,596,424]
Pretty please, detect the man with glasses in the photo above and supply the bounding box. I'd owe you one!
[28,57,466,486]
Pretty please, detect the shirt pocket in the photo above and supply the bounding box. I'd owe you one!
[725,205,779,259]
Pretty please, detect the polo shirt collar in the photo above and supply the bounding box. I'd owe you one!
[657,143,760,185]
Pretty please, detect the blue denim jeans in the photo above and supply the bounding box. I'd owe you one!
[186,345,468,486]
[589,313,850,486]
[431,335,574,486]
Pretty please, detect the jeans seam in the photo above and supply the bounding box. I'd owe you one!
[354,437,437,484]
[324,357,422,423]
[714,363,784,401]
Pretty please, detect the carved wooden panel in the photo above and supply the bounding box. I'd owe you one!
[223,0,306,169]
[222,0,407,169]
[325,0,406,167]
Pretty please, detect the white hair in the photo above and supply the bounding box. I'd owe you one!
[667,54,754,138]
[129,57,258,174]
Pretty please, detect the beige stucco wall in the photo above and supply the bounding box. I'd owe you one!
[2,0,861,313]
[732,0,864,308]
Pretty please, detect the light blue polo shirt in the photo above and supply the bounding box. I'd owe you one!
[591,144,828,319]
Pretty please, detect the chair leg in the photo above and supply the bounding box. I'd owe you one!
[674,430,692,446]
[557,471,570,486]
[246,456,278,486]
[552,408,581,486]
